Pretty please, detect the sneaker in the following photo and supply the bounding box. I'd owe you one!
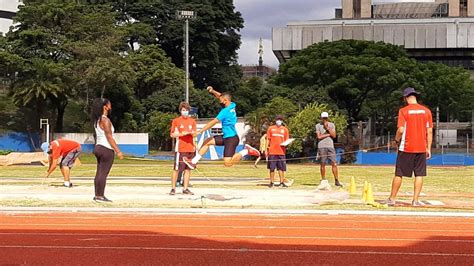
[176,182,183,188]
[280,183,289,188]
[335,180,343,188]
[183,157,196,170]
[93,196,112,203]
[412,200,425,207]
[244,144,261,157]
[169,189,176,195]
[268,182,274,188]
[183,188,194,195]
[64,182,73,188]
[284,178,294,187]
[317,180,331,190]
[381,198,396,206]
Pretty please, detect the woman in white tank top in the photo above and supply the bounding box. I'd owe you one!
[90,98,123,203]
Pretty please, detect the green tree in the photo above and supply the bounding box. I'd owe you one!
[288,103,348,157]
[108,0,244,91]
[147,111,176,150]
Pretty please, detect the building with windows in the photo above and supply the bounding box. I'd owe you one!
[0,0,21,35]
[273,0,474,71]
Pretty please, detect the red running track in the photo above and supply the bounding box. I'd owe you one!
[0,212,473,265]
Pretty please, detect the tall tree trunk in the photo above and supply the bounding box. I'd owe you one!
[54,98,68,133]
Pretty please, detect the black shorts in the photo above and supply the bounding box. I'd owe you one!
[214,135,239,158]
[267,155,287,171]
[395,152,427,177]
[60,149,81,168]
[174,152,195,172]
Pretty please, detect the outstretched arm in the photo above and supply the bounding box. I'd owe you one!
[207,86,221,99]
[195,118,219,136]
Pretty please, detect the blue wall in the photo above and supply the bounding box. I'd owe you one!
[0,132,40,152]
[81,144,148,157]
[355,151,474,166]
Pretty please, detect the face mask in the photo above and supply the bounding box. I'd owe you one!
[181,110,189,117]
[276,120,283,126]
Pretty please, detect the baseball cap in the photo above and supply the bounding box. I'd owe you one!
[403,87,420,97]
[275,115,284,121]
[40,142,49,155]
[321,112,329,118]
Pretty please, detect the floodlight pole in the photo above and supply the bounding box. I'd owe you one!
[177,10,196,104]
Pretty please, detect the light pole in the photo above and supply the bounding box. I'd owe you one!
[177,10,196,103]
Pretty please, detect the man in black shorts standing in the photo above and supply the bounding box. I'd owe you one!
[316,112,342,190]
[184,86,260,168]
[387,87,433,206]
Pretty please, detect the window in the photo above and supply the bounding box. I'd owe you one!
[460,0,468,17]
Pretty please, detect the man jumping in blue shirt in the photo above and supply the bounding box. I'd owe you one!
[183,86,260,169]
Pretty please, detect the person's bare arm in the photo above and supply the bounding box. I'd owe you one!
[45,156,58,178]
[100,118,123,159]
[327,124,336,139]
[394,126,404,148]
[195,118,219,136]
[207,86,221,99]
[426,128,433,159]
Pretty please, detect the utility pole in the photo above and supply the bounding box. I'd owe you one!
[177,10,196,103]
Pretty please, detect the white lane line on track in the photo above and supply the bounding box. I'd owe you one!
[2,216,473,226]
[0,223,472,233]
[0,232,473,243]
[0,245,473,256]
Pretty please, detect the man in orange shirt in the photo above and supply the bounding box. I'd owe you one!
[387,87,433,207]
[169,102,196,195]
[266,115,290,188]
[41,139,81,187]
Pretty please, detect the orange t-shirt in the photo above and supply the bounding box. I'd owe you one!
[170,116,196,153]
[397,103,433,153]
[267,125,289,155]
[50,139,81,159]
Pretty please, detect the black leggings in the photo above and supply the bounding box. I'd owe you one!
[93,145,115,197]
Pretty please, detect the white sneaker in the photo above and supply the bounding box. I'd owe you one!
[284,178,294,187]
[317,180,331,191]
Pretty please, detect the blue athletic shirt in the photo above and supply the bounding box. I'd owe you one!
[216,102,237,138]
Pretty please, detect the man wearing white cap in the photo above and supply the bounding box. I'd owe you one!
[315,112,342,190]
[41,139,81,187]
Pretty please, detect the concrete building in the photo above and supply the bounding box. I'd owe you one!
[273,0,474,70]
[241,64,277,79]
[0,0,21,35]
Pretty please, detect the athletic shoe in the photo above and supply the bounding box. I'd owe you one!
[382,198,396,206]
[280,183,289,188]
[183,157,196,170]
[284,178,294,187]
[245,144,261,157]
[169,189,176,195]
[335,180,343,188]
[176,182,183,188]
[93,196,112,203]
[412,200,425,207]
[63,183,73,188]
[268,182,274,188]
[317,179,331,191]
[183,189,194,195]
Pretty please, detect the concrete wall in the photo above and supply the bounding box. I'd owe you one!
[54,133,149,157]
[273,18,474,62]
[0,0,20,35]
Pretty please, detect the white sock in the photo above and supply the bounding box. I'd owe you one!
[239,149,249,157]
[64,181,70,186]
[191,154,202,164]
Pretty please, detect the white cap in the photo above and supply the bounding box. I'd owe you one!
[321,112,329,118]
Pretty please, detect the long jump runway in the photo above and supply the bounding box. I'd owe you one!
[0,212,472,265]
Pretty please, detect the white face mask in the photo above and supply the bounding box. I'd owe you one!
[181,110,189,117]
[276,120,283,126]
